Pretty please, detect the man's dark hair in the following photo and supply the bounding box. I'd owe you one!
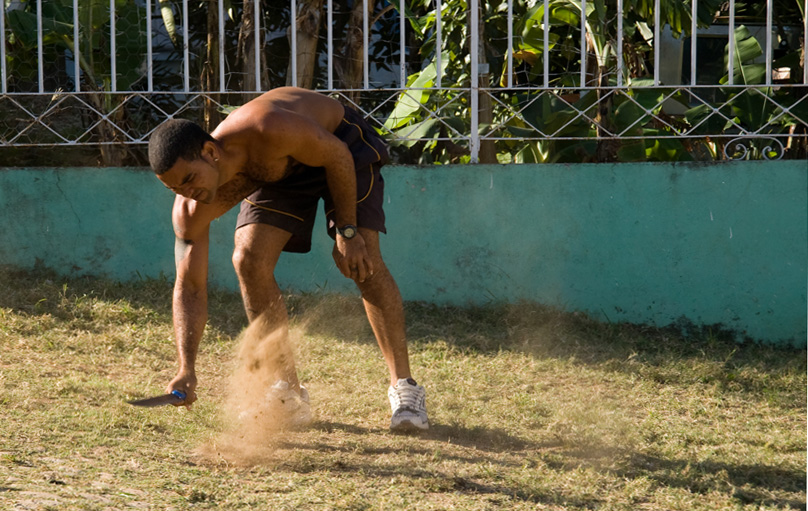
[148,119,215,175]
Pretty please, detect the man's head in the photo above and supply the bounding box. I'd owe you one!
[148,119,214,175]
[149,119,221,204]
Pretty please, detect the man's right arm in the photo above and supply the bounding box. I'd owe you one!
[165,204,211,406]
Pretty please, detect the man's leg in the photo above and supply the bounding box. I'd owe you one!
[352,228,411,387]
[232,223,300,390]
[353,228,428,432]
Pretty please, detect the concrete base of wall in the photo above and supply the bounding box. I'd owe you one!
[1,161,805,346]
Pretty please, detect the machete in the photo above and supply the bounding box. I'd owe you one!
[127,390,186,407]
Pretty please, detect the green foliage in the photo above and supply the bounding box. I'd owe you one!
[6,0,146,91]
[387,0,804,163]
[683,24,806,159]
[1,0,804,163]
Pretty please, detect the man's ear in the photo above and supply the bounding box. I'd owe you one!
[201,141,219,163]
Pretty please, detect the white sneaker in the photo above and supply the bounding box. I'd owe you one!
[238,380,312,430]
[388,378,429,432]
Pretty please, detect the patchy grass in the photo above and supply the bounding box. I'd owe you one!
[0,267,805,510]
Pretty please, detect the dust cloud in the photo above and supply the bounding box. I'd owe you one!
[195,314,304,466]
[193,295,372,466]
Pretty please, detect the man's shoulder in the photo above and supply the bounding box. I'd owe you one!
[216,107,292,146]
[171,197,210,238]
[171,195,241,240]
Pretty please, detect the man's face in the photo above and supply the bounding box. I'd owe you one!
[158,156,219,204]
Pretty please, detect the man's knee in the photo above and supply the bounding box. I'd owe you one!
[355,264,397,295]
[232,244,261,278]
[233,224,289,279]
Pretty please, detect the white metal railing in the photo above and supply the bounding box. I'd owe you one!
[0,0,805,163]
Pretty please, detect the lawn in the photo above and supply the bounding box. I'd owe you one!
[0,267,805,510]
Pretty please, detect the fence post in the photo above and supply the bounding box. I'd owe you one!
[804,0,808,84]
[75,0,82,92]
[470,0,479,163]
[37,0,43,93]
[0,0,5,94]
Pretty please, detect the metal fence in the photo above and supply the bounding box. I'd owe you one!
[0,0,806,164]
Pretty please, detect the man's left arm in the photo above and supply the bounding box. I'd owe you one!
[282,116,375,281]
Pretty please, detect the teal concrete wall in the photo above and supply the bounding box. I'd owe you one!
[0,162,805,346]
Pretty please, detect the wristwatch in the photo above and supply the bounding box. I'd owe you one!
[337,224,358,240]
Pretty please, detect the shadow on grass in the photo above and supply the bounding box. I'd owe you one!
[312,419,542,454]
[267,420,805,510]
[312,421,805,509]
[0,265,247,339]
[617,452,807,510]
[271,420,563,505]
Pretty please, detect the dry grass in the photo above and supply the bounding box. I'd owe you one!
[0,266,805,510]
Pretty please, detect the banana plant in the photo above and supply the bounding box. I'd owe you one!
[6,0,147,164]
[385,0,725,163]
[685,24,808,159]
[159,0,180,48]
[6,0,146,91]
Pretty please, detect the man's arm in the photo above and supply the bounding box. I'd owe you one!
[163,174,254,406]
[275,113,374,281]
[165,201,212,406]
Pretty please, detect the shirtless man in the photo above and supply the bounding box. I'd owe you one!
[147,86,428,432]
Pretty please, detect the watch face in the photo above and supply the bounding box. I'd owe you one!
[340,225,357,239]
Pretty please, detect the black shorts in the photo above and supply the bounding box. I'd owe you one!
[235,106,390,253]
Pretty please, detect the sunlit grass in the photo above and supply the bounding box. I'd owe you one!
[0,267,804,510]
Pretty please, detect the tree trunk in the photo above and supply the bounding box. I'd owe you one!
[476,2,497,163]
[286,0,324,89]
[95,95,125,166]
[336,0,366,104]
[595,66,618,162]
[590,30,617,162]
[238,0,270,100]
[202,0,221,131]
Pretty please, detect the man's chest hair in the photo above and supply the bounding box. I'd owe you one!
[215,174,263,207]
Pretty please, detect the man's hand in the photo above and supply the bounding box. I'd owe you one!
[333,232,374,282]
[166,370,198,408]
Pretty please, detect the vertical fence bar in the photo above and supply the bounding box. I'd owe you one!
[37,0,43,93]
[507,0,512,88]
[804,0,808,83]
[617,0,623,86]
[291,0,297,87]
[399,0,405,86]
[470,0,479,162]
[327,0,333,89]
[580,0,586,87]
[146,0,153,92]
[653,0,659,86]
[1,0,6,93]
[110,0,117,91]
[218,0,225,92]
[765,0,772,86]
[543,0,549,87]
[254,0,261,91]
[183,0,189,92]
[363,0,369,88]
[436,0,442,88]
[690,0,697,85]
[727,0,735,85]
[74,0,81,92]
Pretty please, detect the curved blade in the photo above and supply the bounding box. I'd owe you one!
[127,390,186,407]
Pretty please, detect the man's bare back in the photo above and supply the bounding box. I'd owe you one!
[212,87,346,183]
